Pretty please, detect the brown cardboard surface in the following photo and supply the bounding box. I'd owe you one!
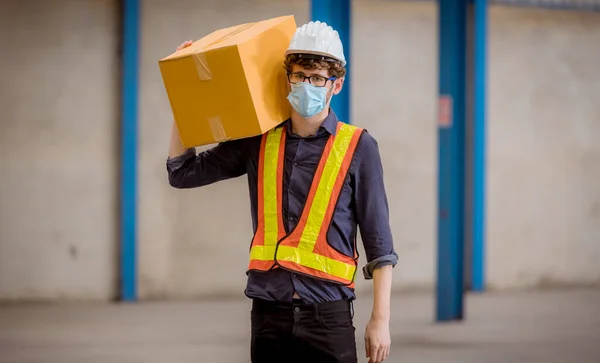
[159,15,296,148]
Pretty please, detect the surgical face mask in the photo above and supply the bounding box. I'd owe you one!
[287,82,333,119]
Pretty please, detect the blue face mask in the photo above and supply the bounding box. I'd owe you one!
[287,82,332,119]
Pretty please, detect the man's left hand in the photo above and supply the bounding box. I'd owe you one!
[364,317,391,363]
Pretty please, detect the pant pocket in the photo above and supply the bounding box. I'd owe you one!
[317,309,354,331]
[251,310,268,333]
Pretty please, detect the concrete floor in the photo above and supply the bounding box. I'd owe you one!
[0,289,599,363]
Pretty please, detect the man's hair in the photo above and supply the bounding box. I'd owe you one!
[284,54,346,79]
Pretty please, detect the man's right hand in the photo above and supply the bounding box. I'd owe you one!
[176,40,193,51]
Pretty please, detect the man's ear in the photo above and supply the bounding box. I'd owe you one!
[332,77,344,95]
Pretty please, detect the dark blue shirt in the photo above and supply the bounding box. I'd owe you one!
[166,110,397,303]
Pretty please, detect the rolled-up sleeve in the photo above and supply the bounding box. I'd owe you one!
[167,140,248,189]
[352,131,398,279]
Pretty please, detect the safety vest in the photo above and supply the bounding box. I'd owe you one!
[248,121,364,286]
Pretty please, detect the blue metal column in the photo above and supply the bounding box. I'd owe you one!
[120,0,140,301]
[436,0,468,321]
[310,0,351,124]
[471,0,488,292]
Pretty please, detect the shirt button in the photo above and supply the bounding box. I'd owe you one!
[294,307,300,312]
[293,162,298,166]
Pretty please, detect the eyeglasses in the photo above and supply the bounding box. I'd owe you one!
[287,72,337,87]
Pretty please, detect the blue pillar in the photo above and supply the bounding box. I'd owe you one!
[120,0,139,301]
[471,0,488,293]
[436,0,468,321]
[310,0,351,124]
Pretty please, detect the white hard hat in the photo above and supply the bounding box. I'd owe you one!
[285,21,346,67]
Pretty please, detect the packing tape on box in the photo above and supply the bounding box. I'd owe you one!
[208,116,228,142]
[207,22,257,49]
[193,53,212,81]
[193,22,257,82]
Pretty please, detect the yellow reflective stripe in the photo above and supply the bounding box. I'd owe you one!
[263,127,283,248]
[250,245,276,261]
[277,245,356,282]
[298,124,356,251]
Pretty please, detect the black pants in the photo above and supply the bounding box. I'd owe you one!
[250,298,358,363]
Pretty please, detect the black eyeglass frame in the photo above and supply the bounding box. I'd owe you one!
[287,72,337,87]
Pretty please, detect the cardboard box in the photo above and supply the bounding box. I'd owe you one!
[159,15,297,148]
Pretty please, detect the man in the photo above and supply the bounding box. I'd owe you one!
[167,21,397,363]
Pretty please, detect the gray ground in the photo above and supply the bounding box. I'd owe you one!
[1,289,599,363]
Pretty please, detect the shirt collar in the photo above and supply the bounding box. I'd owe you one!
[284,108,339,137]
[321,108,339,136]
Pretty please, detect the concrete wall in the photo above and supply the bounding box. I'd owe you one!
[0,0,119,300]
[487,6,600,289]
[352,0,439,292]
[0,0,598,301]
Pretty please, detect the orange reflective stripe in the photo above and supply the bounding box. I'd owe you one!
[248,126,286,270]
[248,259,276,271]
[262,127,285,246]
[312,124,362,264]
